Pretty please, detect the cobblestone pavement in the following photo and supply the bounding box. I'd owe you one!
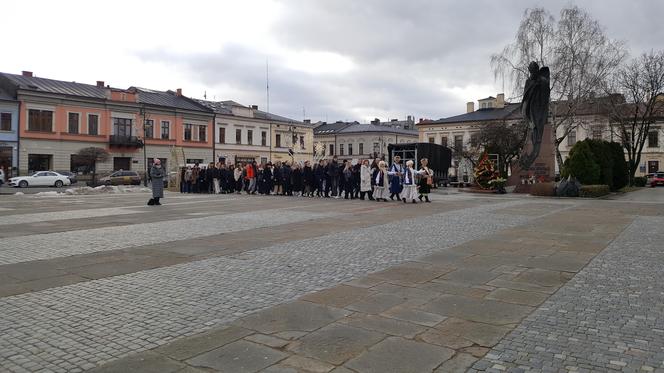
[470,215,664,373]
[3,190,663,373]
[0,207,146,226]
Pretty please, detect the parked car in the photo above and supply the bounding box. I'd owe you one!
[56,170,77,184]
[9,171,72,188]
[98,170,142,186]
[650,172,664,187]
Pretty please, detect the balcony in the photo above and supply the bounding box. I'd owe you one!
[109,135,143,147]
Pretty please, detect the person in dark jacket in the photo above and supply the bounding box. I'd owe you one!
[272,162,283,195]
[281,161,292,196]
[342,162,354,199]
[326,157,340,198]
[148,158,166,205]
[260,163,274,195]
[291,163,303,196]
[352,163,361,199]
[314,160,326,197]
[302,161,314,197]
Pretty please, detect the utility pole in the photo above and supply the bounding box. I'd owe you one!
[140,105,149,187]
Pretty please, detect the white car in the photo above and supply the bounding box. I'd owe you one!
[9,171,72,188]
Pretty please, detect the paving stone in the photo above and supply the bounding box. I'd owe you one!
[345,336,454,373]
[512,268,570,287]
[485,277,559,294]
[289,324,385,365]
[343,277,384,289]
[414,250,472,266]
[368,264,448,285]
[88,351,184,373]
[485,288,549,306]
[442,268,502,285]
[434,353,479,373]
[420,294,534,325]
[421,279,491,298]
[186,340,288,372]
[155,326,252,361]
[244,334,289,349]
[434,318,512,347]
[338,313,426,338]
[345,293,405,314]
[260,366,299,373]
[234,301,351,334]
[300,285,370,308]
[280,355,336,372]
[418,329,474,349]
[273,331,308,341]
[380,305,447,327]
[463,346,491,358]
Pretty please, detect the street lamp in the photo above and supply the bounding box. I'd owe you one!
[140,106,148,187]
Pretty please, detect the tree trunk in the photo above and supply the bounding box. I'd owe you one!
[555,147,564,177]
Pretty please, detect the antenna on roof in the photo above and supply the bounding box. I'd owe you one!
[204,90,207,100]
[266,58,270,116]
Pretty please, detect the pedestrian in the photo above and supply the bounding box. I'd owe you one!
[245,163,256,194]
[282,161,292,196]
[360,159,373,200]
[314,160,326,197]
[372,160,390,202]
[352,162,361,199]
[148,158,165,206]
[179,167,186,193]
[342,162,354,199]
[327,156,340,198]
[184,166,193,193]
[234,163,243,193]
[388,155,404,201]
[192,163,200,193]
[418,158,434,203]
[291,162,303,196]
[401,160,419,204]
[273,161,283,195]
[261,163,274,195]
[302,161,314,197]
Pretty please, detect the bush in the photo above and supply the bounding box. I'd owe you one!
[634,177,647,187]
[579,184,610,198]
[562,141,600,185]
[608,142,629,190]
[530,182,556,196]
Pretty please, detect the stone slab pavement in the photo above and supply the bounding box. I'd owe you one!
[86,196,657,373]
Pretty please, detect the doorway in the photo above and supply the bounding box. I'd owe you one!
[113,157,131,171]
[0,146,12,180]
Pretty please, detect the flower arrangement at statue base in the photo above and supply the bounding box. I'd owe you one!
[489,177,507,194]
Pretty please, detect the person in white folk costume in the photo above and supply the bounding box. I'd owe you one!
[372,160,390,202]
[418,158,434,203]
[401,160,421,203]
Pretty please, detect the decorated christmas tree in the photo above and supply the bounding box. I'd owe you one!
[474,153,497,189]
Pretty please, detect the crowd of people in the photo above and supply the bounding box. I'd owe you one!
[177,155,435,203]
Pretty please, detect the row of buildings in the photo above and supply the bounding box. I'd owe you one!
[1,70,661,182]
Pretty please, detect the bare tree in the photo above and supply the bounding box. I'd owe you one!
[492,6,626,169]
[604,51,664,184]
[470,120,527,178]
[76,147,110,185]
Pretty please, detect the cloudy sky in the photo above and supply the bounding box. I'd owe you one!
[3,0,662,122]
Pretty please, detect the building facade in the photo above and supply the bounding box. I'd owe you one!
[0,87,19,180]
[314,119,419,161]
[0,71,215,178]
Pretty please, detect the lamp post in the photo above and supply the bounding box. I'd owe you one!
[140,106,148,187]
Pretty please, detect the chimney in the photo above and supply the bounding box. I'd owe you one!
[496,93,505,109]
[22,71,33,77]
[176,88,182,96]
[251,105,258,110]
[466,102,475,113]
[303,119,311,124]
[96,81,105,88]
[371,118,380,125]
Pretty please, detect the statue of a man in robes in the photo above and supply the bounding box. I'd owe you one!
[519,61,550,169]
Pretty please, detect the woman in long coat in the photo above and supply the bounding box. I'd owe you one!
[149,158,166,205]
[372,160,390,202]
[360,159,373,200]
[418,158,434,203]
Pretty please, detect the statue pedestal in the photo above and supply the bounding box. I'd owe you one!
[508,123,556,193]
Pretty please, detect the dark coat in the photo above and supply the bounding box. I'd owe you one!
[150,165,166,198]
[291,168,303,192]
[302,166,314,187]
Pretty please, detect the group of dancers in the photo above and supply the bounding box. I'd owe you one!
[179,155,435,203]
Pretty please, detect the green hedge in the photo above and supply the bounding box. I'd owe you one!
[579,184,610,198]
[634,177,647,187]
[562,139,628,191]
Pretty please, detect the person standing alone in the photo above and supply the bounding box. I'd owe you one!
[148,158,166,205]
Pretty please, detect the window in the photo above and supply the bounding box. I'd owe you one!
[0,113,11,131]
[144,119,154,138]
[261,131,267,146]
[87,114,98,135]
[276,134,281,147]
[113,117,132,137]
[454,135,463,151]
[340,144,345,156]
[567,129,577,146]
[300,135,305,150]
[649,131,659,148]
[348,143,353,155]
[28,109,53,132]
[591,126,602,140]
[161,121,170,139]
[329,144,334,156]
[359,143,364,154]
[441,137,448,147]
[184,124,193,141]
[373,142,379,154]
[198,125,206,142]
[247,130,253,145]
[28,154,52,173]
[236,129,242,144]
[67,113,79,134]
[70,154,92,174]
[218,127,226,143]
[428,137,434,143]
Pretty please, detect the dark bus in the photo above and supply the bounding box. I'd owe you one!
[387,143,452,187]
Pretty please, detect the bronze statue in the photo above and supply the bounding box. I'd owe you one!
[519,61,550,169]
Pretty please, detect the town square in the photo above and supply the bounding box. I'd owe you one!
[2,0,664,372]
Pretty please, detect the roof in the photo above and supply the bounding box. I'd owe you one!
[196,99,303,124]
[425,103,522,125]
[313,121,352,135]
[0,86,16,102]
[253,109,303,124]
[339,123,419,136]
[194,99,233,115]
[0,72,108,99]
[135,88,212,112]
